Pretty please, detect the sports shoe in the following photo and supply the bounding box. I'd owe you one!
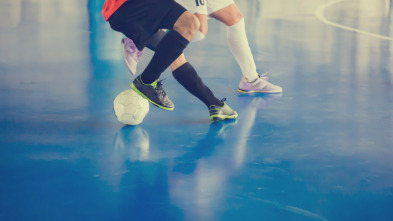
[209,98,238,122]
[238,74,282,93]
[121,38,143,75]
[131,75,174,111]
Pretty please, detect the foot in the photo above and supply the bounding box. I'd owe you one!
[121,38,143,75]
[209,99,238,122]
[238,74,282,93]
[131,75,174,111]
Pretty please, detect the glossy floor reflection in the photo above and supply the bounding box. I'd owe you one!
[1,0,393,220]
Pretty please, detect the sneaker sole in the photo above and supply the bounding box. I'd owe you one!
[210,114,238,122]
[237,88,282,94]
[121,39,137,75]
[131,82,174,111]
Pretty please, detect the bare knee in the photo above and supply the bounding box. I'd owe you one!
[173,11,200,41]
[199,20,208,36]
[210,4,243,26]
[195,13,208,36]
[226,10,243,26]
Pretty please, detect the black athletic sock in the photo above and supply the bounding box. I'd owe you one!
[141,30,189,84]
[172,62,223,107]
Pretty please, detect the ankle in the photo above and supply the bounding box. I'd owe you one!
[245,76,258,83]
[140,75,157,86]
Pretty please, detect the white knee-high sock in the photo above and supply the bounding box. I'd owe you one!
[226,18,259,82]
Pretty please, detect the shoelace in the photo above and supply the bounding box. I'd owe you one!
[250,73,269,86]
[260,72,269,80]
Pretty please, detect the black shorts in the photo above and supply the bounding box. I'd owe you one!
[108,0,187,51]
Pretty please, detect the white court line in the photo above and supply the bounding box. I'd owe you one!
[315,0,393,41]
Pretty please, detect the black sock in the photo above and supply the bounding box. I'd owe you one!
[141,30,189,84]
[172,62,223,107]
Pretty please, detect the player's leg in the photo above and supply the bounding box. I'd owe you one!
[209,2,282,93]
[115,1,237,120]
[109,0,199,110]
[130,27,236,120]
[170,55,237,121]
[134,34,237,121]
[209,3,257,81]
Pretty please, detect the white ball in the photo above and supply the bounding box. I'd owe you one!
[113,89,149,125]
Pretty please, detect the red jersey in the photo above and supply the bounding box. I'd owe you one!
[102,0,127,21]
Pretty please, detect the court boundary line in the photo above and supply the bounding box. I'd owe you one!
[315,0,393,41]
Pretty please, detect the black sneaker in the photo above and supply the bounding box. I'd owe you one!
[131,75,174,111]
[209,98,238,122]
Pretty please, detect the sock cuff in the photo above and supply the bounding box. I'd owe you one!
[167,30,190,48]
[225,17,245,30]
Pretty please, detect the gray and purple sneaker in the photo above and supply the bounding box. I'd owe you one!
[238,74,282,94]
[121,38,143,75]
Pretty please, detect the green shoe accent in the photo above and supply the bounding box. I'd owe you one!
[144,79,157,88]
[138,75,157,88]
[131,82,174,111]
[208,101,238,122]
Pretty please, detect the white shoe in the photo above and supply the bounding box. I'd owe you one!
[238,74,282,93]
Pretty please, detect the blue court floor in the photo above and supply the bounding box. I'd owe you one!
[1,0,393,220]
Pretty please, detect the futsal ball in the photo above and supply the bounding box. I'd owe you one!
[113,89,149,125]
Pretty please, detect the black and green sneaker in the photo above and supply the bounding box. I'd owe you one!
[131,75,174,111]
[209,98,238,122]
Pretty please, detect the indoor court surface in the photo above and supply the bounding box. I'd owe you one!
[1,0,393,220]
